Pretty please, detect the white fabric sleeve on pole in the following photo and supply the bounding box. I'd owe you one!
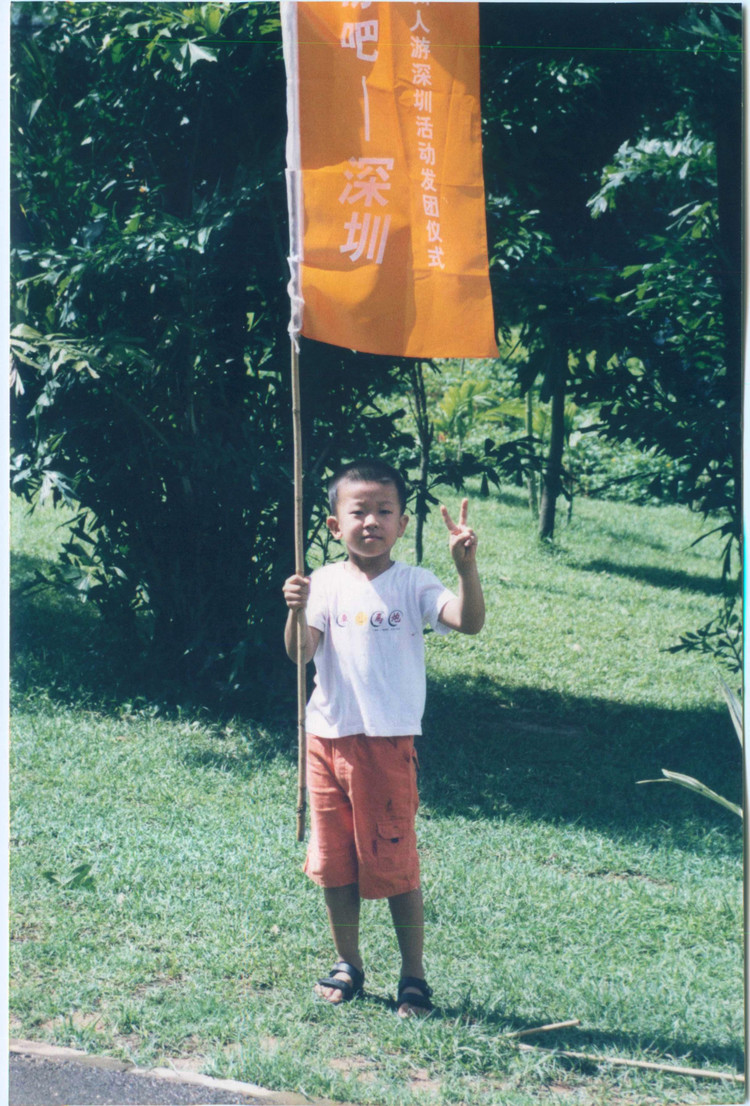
[281,0,304,351]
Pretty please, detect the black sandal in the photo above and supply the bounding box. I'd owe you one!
[397,975,433,1014]
[316,960,365,1003]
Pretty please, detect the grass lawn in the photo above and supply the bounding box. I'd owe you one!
[10,487,744,1105]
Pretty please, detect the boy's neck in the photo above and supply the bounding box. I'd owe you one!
[345,551,396,581]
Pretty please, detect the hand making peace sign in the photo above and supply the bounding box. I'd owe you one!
[440,498,478,571]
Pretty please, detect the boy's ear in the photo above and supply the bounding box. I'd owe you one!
[326,515,342,539]
[398,513,409,536]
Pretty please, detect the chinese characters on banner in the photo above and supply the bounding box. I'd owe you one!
[282,1,498,358]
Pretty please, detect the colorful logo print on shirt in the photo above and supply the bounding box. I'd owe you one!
[337,609,404,630]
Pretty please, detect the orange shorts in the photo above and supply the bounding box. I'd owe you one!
[303,733,420,900]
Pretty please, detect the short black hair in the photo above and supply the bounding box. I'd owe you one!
[328,459,408,515]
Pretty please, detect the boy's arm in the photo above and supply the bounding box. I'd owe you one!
[437,499,485,635]
[283,574,322,663]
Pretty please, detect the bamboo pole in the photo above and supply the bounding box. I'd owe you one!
[743,693,749,1087]
[290,340,306,842]
[516,1043,744,1084]
[503,1019,580,1040]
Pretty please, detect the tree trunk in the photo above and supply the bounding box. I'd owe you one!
[415,456,428,565]
[526,386,539,517]
[410,362,433,565]
[538,354,566,540]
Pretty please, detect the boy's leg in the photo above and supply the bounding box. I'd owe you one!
[305,735,362,1002]
[316,883,364,1004]
[388,886,429,1015]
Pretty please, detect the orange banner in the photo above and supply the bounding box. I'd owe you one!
[283,1,498,358]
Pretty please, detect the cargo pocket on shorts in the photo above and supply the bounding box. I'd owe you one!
[373,819,406,872]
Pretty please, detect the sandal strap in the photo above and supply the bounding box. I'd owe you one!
[331,961,365,988]
[397,976,433,1008]
[317,961,365,998]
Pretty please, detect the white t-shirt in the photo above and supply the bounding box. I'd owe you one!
[305,560,455,738]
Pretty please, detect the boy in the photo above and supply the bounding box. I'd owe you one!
[283,459,484,1017]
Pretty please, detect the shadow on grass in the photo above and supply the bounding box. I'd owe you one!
[353,988,743,1074]
[180,728,297,778]
[11,555,121,693]
[9,568,164,726]
[418,674,743,855]
[420,1005,744,1076]
[551,1026,744,1080]
[579,557,727,598]
[12,553,742,856]
[487,486,531,511]
[11,550,294,721]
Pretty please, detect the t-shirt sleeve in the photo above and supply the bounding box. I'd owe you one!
[305,568,328,633]
[415,567,456,635]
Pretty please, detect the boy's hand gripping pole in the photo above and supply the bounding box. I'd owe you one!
[291,341,307,842]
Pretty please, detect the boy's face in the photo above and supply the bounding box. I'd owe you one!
[327,480,408,563]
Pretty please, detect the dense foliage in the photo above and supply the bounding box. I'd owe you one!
[481,4,741,537]
[478,3,741,664]
[11,2,742,693]
[10,3,414,698]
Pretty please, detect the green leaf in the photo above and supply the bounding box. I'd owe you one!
[11,323,42,341]
[65,863,96,889]
[187,41,217,67]
[204,7,223,35]
[638,770,742,819]
[718,676,743,746]
[41,863,96,890]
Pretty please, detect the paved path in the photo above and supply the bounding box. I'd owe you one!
[9,1040,316,1106]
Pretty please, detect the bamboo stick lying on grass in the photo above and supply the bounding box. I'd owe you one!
[516,1043,745,1083]
[503,1019,581,1039]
